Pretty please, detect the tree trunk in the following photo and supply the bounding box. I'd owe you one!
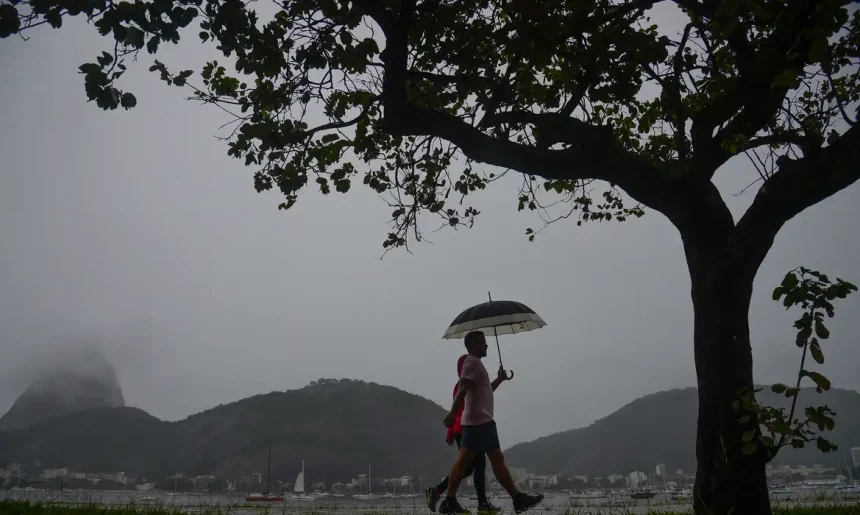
[688,252,771,515]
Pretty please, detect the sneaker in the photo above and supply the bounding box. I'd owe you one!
[513,492,544,514]
[477,501,500,513]
[439,497,471,515]
[426,487,441,513]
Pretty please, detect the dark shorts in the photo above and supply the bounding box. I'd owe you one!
[460,421,500,453]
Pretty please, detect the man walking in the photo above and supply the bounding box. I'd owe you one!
[438,331,543,515]
[426,355,496,513]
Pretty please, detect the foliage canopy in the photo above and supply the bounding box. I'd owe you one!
[3,0,858,250]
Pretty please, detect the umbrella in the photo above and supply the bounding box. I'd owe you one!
[441,292,546,378]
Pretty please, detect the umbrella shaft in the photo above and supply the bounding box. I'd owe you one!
[493,326,503,369]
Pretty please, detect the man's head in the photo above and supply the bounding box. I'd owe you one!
[464,331,488,358]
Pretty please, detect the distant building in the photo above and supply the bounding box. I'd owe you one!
[41,468,68,479]
[355,473,368,489]
[508,467,527,485]
[628,471,647,488]
[607,474,624,485]
[655,464,666,477]
[251,473,262,485]
[851,447,860,468]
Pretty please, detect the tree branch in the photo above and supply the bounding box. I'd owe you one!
[733,124,860,276]
[688,1,822,180]
[389,105,720,234]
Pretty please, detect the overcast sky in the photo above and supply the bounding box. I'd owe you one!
[1,8,858,447]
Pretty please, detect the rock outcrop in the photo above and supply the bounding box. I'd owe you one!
[0,343,125,431]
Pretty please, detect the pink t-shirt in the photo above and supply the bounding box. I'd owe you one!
[460,355,494,426]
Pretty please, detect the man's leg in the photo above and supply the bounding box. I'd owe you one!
[439,429,479,514]
[482,422,543,514]
[485,449,517,496]
[427,434,463,512]
[433,476,450,495]
[471,451,492,508]
[445,447,476,498]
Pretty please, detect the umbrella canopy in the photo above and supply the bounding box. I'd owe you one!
[441,300,546,339]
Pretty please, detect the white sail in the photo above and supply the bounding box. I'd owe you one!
[294,461,305,493]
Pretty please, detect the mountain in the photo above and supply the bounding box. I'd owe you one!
[0,379,454,483]
[505,387,860,477]
[0,344,125,432]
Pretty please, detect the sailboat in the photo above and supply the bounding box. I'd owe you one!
[246,444,284,502]
[291,461,315,501]
[353,464,379,500]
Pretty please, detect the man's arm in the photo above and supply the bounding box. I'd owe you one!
[491,376,504,391]
[443,378,474,427]
[491,365,511,391]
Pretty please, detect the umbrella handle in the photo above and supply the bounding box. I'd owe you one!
[506,369,515,381]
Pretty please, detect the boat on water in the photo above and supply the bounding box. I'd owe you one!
[245,444,284,502]
[353,464,379,500]
[570,489,606,499]
[670,488,693,500]
[769,486,796,494]
[837,484,860,495]
[246,493,284,502]
[630,490,656,499]
[289,461,314,501]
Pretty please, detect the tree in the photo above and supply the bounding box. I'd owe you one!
[736,268,856,465]
[2,1,859,513]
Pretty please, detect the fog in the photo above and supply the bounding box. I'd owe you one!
[1,6,859,446]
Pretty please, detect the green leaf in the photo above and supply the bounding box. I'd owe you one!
[809,338,824,364]
[814,319,830,339]
[120,92,137,110]
[97,51,113,67]
[45,9,62,29]
[796,325,812,347]
[78,63,101,75]
[771,286,783,301]
[771,383,787,394]
[816,437,836,453]
[147,36,160,54]
[742,430,756,442]
[125,27,145,49]
[781,271,799,289]
[806,371,831,392]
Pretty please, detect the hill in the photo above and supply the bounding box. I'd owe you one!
[505,387,860,477]
[0,379,453,483]
[0,344,125,432]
